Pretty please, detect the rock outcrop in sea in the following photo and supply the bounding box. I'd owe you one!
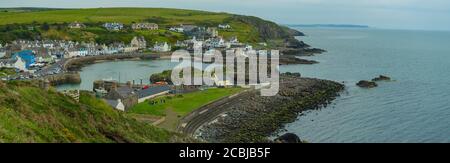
[274,133,302,143]
[372,75,391,82]
[356,80,378,88]
[357,75,392,88]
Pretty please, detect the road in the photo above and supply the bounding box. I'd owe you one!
[3,53,158,81]
[178,89,254,136]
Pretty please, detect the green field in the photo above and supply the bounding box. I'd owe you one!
[0,81,192,143]
[0,8,229,25]
[129,87,243,116]
[0,8,262,44]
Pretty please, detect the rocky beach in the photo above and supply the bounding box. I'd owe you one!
[181,73,345,143]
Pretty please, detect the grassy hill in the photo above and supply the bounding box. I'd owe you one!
[0,8,228,25]
[0,80,193,143]
[0,8,301,47]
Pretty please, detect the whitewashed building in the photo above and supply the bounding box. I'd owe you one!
[67,47,88,58]
[123,46,139,53]
[132,23,158,30]
[207,27,219,38]
[131,36,147,49]
[153,42,171,52]
[0,56,27,71]
[218,24,231,29]
[169,26,184,33]
[106,99,126,111]
[103,22,124,31]
[0,50,5,58]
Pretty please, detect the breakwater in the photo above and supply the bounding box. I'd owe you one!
[45,72,81,86]
[183,74,345,143]
[64,53,162,71]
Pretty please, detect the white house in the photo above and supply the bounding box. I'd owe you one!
[132,23,158,30]
[103,22,124,31]
[245,45,253,51]
[106,99,126,111]
[105,46,120,54]
[153,42,171,52]
[13,55,27,71]
[67,47,88,58]
[0,51,5,58]
[193,41,203,51]
[218,24,231,29]
[0,59,7,67]
[207,27,219,37]
[131,36,147,49]
[188,37,203,52]
[169,26,184,33]
[0,56,27,71]
[230,37,240,44]
[42,41,54,48]
[123,46,139,53]
[175,40,188,47]
[206,37,226,48]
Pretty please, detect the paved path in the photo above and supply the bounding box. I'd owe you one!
[177,89,253,136]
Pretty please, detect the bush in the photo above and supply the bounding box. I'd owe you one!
[41,22,50,31]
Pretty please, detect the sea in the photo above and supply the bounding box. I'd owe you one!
[57,27,450,142]
[281,27,450,143]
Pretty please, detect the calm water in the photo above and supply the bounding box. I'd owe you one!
[57,60,177,91]
[281,28,450,143]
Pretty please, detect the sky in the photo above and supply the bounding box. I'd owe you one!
[1,0,450,31]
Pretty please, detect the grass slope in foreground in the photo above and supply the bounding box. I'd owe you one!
[0,81,193,143]
[0,68,16,78]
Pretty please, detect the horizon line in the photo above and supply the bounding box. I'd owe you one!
[2,7,449,32]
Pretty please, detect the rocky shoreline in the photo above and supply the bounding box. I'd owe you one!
[280,55,319,65]
[279,39,327,63]
[195,74,345,143]
[45,72,81,86]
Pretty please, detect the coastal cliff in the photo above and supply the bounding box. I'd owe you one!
[230,15,304,40]
[229,15,319,56]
